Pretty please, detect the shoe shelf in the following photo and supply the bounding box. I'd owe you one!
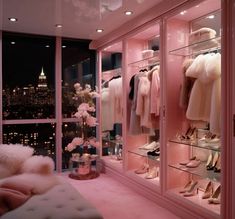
[167,188,220,218]
[168,162,220,182]
[128,149,160,162]
[126,170,160,190]
[128,53,160,68]
[169,36,221,57]
[169,138,221,152]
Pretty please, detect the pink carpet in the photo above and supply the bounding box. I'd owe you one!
[60,173,180,219]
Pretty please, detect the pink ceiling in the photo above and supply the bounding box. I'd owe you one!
[0,0,162,40]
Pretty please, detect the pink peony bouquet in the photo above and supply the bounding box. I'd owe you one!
[65,83,100,152]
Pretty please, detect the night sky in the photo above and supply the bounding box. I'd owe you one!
[3,32,56,88]
[2,32,94,89]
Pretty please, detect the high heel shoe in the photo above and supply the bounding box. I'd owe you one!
[214,154,221,173]
[145,166,159,179]
[206,152,213,169]
[179,180,195,193]
[183,181,198,197]
[202,181,213,199]
[207,152,219,170]
[208,184,221,204]
[135,163,149,174]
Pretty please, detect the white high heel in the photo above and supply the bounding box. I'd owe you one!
[145,166,159,179]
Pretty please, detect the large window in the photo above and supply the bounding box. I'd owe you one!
[1,32,96,171]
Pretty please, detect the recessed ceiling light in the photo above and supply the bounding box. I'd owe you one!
[8,17,18,22]
[207,15,215,19]
[55,24,62,28]
[62,45,66,48]
[125,11,133,16]
[11,41,16,45]
[96,29,104,33]
[180,10,187,15]
[45,45,50,48]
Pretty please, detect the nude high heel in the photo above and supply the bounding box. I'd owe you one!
[208,184,221,204]
[202,181,213,199]
[183,181,198,197]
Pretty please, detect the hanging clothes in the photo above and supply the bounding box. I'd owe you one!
[186,53,221,134]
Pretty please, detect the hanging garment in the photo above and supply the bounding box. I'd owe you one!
[109,77,123,125]
[101,87,113,131]
[136,75,152,128]
[179,58,195,109]
[186,53,221,134]
[149,65,160,116]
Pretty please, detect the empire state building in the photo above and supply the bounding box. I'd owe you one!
[38,67,48,89]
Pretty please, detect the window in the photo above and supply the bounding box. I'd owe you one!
[1,32,96,171]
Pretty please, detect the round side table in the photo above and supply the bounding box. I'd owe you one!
[68,153,99,180]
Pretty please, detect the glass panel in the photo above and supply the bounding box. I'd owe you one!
[2,32,55,119]
[3,123,56,162]
[101,42,123,160]
[125,22,161,184]
[166,0,221,216]
[61,39,97,170]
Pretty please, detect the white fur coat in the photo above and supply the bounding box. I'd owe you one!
[186,53,221,134]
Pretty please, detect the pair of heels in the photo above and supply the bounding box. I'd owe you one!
[179,156,201,168]
[135,163,149,174]
[202,181,221,204]
[176,127,196,141]
[206,152,221,172]
[179,180,198,196]
[139,141,159,150]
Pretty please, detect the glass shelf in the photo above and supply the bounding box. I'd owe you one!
[128,53,160,68]
[169,36,221,56]
[169,138,221,152]
[128,149,160,162]
[169,162,220,182]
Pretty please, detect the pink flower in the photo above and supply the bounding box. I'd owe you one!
[71,137,84,146]
[67,143,76,152]
[78,103,89,111]
[86,115,97,127]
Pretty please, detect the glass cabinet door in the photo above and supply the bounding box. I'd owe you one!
[165,0,222,217]
[100,42,123,170]
[125,22,161,190]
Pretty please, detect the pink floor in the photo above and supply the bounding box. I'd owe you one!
[60,173,180,219]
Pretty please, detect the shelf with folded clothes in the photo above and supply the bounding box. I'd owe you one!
[168,161,220,182]
[169,36,221,57]
[128,148,160,162]
[128,52,160,68]
[169,138,221,152]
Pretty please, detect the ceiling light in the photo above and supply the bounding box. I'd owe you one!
[207,15,215,19]
[180,10,187,15]
[45,45,50,48]
[62,45,66,48]
[11,41,16,45]
[8,17,18,22]
[195,5,200,8]
[55,24,62,28]
[125,11,133,16]
[96,29,104,33]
